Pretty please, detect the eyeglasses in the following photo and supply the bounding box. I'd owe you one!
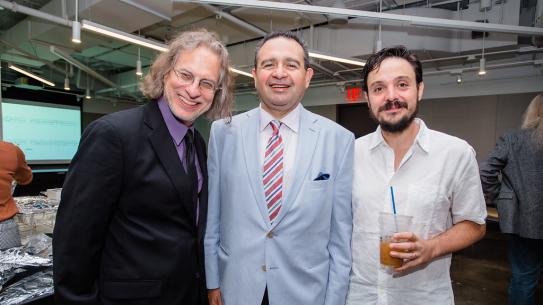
[172,69,220,95]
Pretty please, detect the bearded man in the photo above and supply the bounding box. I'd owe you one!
[346,46,487,305]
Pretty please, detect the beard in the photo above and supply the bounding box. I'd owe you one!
[370,99,418,133]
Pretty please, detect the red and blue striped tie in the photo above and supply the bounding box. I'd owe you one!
[263,120,283,224]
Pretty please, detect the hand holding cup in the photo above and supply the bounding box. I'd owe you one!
[388,231,438,273]
[379,212,412,270]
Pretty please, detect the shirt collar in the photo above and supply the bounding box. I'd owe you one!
[414,118,430,153]
[259,103,301,133]
[369,118,430,153]
[158,96,193,146]
[369,124,386,150]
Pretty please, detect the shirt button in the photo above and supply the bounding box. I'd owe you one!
[261,265,267,272]
[266,232,274,238]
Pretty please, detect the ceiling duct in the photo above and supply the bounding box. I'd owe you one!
[328,0,349,25]
[177,0,543,36]
[49,46,138,99]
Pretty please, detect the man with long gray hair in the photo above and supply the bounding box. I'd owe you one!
[54,29,234,305]
[480,93,543,305]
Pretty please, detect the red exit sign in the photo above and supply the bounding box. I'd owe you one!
[345,87,363,103]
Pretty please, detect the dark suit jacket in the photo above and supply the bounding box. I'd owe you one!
[53,101,208,305]
[480,129,543,239]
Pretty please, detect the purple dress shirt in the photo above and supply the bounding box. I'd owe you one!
[158,97,203,223]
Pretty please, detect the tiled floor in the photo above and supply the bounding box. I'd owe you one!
[451,222,543,305]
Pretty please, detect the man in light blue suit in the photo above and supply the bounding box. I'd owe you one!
[205,31,354,305]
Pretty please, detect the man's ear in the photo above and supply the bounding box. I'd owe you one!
[252,68,257,89]
[304,68,314,88]
[365,93,375,114]
[417,81,425,101]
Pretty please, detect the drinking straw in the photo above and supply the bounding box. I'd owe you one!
[390,186,397,215]
[390,186,399,235]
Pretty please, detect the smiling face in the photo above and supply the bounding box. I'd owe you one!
[366,57,424,133]
[163,46,220,126]
[252,37,314,119]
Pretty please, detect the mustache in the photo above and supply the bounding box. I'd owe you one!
[378,99,408,112]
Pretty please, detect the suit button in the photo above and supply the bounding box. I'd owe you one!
[266,232,274,238]
[261,265,267,272]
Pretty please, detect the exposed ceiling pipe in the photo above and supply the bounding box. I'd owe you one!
[376,0,464,10]
[429,0,463,8]
[0,0,150,99]
[420,46,543,63]
[424,59,541,75]
[333,67,363,76]
[0,38,66,75]
[0,0,255,79]
[177,0,543,36]
[332,46,543,76]
[200,3,267,36]
[61,0,67,19]
[312,62,346,80]
[0,0,73,27]
[235,59,543,94]
[200,3,350,78]
[118,0,172,21]
[49,46,138,99]
[327,0,349,25]
[95,83,139,94]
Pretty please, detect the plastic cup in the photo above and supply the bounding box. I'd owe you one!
[379,212,413,269]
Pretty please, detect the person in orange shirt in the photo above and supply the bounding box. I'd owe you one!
[0,140,32,250]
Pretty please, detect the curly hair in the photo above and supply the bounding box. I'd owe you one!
[361,46,423,93]
[140,29,234,122]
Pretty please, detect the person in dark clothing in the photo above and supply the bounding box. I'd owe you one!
[480,93,543,305]
[53,29,234,305]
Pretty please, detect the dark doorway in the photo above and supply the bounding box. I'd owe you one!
[337,103,378,138]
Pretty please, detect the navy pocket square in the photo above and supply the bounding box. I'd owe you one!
[314,172,330,181]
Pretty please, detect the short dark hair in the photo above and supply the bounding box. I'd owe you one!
[362,46,423,92]
[254,31,310,70]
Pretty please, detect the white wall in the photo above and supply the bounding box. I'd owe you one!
[419,92,535,161]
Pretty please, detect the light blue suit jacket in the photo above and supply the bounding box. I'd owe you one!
[205,106,354,305]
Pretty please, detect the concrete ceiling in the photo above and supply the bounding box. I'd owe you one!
[0,0,542,105]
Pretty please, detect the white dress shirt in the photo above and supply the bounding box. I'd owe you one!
[259,104,300,196]
[347,118,487,305]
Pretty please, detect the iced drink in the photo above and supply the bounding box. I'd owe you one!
[379,212,412,269]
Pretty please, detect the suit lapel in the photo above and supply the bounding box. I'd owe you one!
[144,102,196,227]
[241,109,271,227]
[272,107,319,227]
[194,130,208,237]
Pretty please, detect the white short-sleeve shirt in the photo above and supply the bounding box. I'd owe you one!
[347,118,487,305]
